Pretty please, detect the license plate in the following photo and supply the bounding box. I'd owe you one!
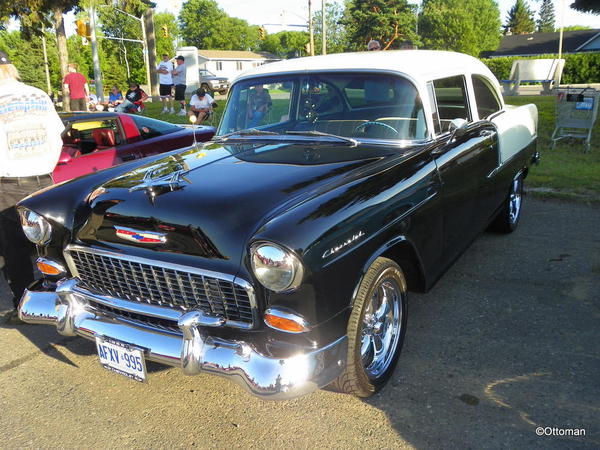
[95,337,147,382]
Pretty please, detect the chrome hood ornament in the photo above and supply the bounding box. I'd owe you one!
[128,167,191,204]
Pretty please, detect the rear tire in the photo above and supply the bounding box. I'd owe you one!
[330,257,407,397]
[489,173,523,233]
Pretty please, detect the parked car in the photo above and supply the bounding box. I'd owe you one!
[198,69,230,95]
[54,112,215,183]
[17,51,538,400]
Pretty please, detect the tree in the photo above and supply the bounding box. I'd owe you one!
[1,0,79,109]
[563,25,592,31]
[179,0,259,50]
[419,0,501,57]
[570,0,600,14]
[259,31,310,58]
[504,0,535,35]
[154,12,179,57]
[312,2,348,54]
[342,0,418,51]
[537,0,555,33]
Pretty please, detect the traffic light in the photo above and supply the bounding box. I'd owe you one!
[162,25,169,38]
[258,26,266,40]
[75,19,90,38]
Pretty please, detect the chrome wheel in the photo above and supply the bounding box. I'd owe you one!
[508,177,522,224]
[359,274,403,379]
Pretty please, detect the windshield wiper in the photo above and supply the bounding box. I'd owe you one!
[285,130,359,147]
[215,128,278,141]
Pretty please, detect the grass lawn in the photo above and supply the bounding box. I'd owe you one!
[145,94,600,201]
[506,96,600,201]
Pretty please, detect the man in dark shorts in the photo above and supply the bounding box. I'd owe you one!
[156,54,174,114]
[63,63,89,111]
[172,55,187,116]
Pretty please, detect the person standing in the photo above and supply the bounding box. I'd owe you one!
[0,50,64,323]
[156,54,174,114]
[63,63,89,111]
[172,55,187,116]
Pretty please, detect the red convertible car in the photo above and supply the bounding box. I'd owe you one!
[53,112,215,183]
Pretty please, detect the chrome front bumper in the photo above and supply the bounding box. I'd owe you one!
[18,278,347,401]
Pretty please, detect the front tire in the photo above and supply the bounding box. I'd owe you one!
[331,257,407,397]
[489,173,523,233]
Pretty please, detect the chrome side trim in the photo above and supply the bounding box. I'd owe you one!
[63,244,258,329]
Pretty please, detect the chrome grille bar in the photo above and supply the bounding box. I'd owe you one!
[64,245,256,328]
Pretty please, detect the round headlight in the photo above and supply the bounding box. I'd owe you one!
[250,243,304,293]
[17,208,52,244]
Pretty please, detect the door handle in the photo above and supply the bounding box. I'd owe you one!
[122,154,136,161]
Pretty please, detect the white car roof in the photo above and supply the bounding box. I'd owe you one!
[234,50,499,86]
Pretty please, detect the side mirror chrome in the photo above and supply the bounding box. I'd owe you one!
[448,118,468,139]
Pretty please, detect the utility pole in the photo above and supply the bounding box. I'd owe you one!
[308,0,315,56]
[41,34,52,96]
[321,0,326,55]
[88,5,104,101]
[144,8,158,97]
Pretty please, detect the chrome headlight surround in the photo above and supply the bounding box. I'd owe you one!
[17,207,52,245]
[250,242,304,293]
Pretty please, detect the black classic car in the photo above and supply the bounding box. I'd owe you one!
[17,51,538,400]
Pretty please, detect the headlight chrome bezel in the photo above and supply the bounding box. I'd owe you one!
[17,207,52,245]
[250,242,304,293]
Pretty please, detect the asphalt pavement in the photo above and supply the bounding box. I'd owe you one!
[0,196,598,449]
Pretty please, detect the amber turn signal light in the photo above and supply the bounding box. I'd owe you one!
[264,309,309,333]
[36,258,65,276]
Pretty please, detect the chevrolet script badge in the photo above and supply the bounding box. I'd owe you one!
[114,226,167,244]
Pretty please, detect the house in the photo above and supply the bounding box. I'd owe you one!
[483,29,600,58]
[176,47,279,94]
[197,50,280,81]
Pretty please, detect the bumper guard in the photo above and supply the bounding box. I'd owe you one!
[18,278,347,400]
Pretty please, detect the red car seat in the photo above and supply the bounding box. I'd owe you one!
[92,128,116,149]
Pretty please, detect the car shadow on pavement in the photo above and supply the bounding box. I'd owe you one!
[357,199,600,449]
[2,321,170,375]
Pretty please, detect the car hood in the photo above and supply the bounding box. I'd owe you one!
[76,141,387,275]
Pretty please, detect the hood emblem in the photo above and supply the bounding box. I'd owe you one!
[114,226,167,244]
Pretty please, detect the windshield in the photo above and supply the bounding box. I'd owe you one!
[217,72,427,142]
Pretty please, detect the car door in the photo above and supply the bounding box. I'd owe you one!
[428,76,498,265]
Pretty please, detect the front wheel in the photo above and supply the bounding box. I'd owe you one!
[489,173,523,233]
[331,257,407,397]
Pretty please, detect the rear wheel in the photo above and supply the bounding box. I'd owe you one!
[331,257,407,397]
[489,173,523,233]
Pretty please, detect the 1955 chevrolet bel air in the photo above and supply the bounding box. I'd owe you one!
[17,51,538,400]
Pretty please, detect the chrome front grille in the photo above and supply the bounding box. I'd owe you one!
[65,246,255,328]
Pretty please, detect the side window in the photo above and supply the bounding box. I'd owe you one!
[130,115,181,139]
[472,75,502,119]
[432,76,471,132]
[236,61,243,70]
[216,61,223,71]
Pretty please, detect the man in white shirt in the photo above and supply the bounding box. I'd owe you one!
[188,89,215,124]
[156,53,174,114]
[0,50,64,323]
[172,55,187,116]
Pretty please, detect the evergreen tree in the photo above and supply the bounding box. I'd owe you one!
[537,0,555,33]
[504,0,535,35]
